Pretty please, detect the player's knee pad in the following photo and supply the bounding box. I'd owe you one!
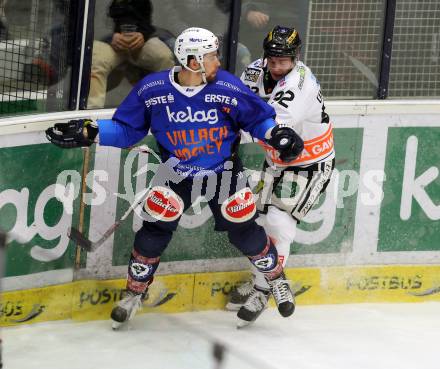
[127,249,159,294]
[247,238,283,280]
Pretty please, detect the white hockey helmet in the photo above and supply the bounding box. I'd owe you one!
[174,27,219,75]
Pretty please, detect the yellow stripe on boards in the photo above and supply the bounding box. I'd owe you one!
[2,265,440,327]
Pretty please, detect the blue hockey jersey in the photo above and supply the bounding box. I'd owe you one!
[98,67,276,176]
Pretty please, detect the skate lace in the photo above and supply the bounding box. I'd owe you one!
[236,280,254,296]
[243,289,268,313]
[270,279,293,304]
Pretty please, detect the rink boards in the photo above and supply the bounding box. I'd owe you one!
[1,264,440,326]
[0,101,439,326]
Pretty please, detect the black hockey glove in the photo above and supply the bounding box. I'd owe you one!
[46,119,98,148]
[268,125,304,162]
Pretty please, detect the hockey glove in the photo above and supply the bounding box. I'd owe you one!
[268,125,304,162]
[46,119,98,148]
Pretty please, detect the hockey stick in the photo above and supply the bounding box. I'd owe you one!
[68,187,150,252]
[130,144,162,163]
[68,145,161,252]
[68,144,250,252]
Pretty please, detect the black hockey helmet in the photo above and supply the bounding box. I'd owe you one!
[263,25,302,60]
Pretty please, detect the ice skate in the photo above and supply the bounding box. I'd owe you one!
[111,290,144,330]
[226,278,255,311]
[267,273,295,317]
[236,286,270,328]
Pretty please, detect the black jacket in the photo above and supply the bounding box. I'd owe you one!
[108,0,155,41]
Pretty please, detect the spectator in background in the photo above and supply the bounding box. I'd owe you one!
[159,0,231,41]
[0,0,8,40]
[87,0,174,109]
[239,0,309,61]
[3,0,66,86]
[156,0,253,74]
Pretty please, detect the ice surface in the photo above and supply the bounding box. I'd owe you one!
[4,302,440,369]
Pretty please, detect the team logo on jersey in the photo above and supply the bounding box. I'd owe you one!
[205,94,238,106]
[144,186,184,222]
[221,187,256,223]
[145,93,175,107]
[166,106,219,125]
[244,68,261,83]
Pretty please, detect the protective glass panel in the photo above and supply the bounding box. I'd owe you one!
[237,0,309,76]
[88,0,231,109]
[305,0,385,99]
[237,0,385,99]
[0,0,74,117]
[388,0,440,98]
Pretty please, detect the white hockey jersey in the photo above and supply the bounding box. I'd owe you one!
[241,59,335,168]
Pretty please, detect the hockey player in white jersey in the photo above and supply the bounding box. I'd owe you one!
[228,26,335,326]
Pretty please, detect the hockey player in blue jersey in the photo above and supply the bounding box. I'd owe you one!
[46,27,304,329]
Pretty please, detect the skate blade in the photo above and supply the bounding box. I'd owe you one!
[225,302,243,311]
[111,320,126,330]
[236,319,254,329]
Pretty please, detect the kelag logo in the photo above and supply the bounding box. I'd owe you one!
[166,106,218,125]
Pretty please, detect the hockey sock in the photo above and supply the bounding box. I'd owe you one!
[126,249,160,294]
[252,240,290,289]
[247,238,283,281]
